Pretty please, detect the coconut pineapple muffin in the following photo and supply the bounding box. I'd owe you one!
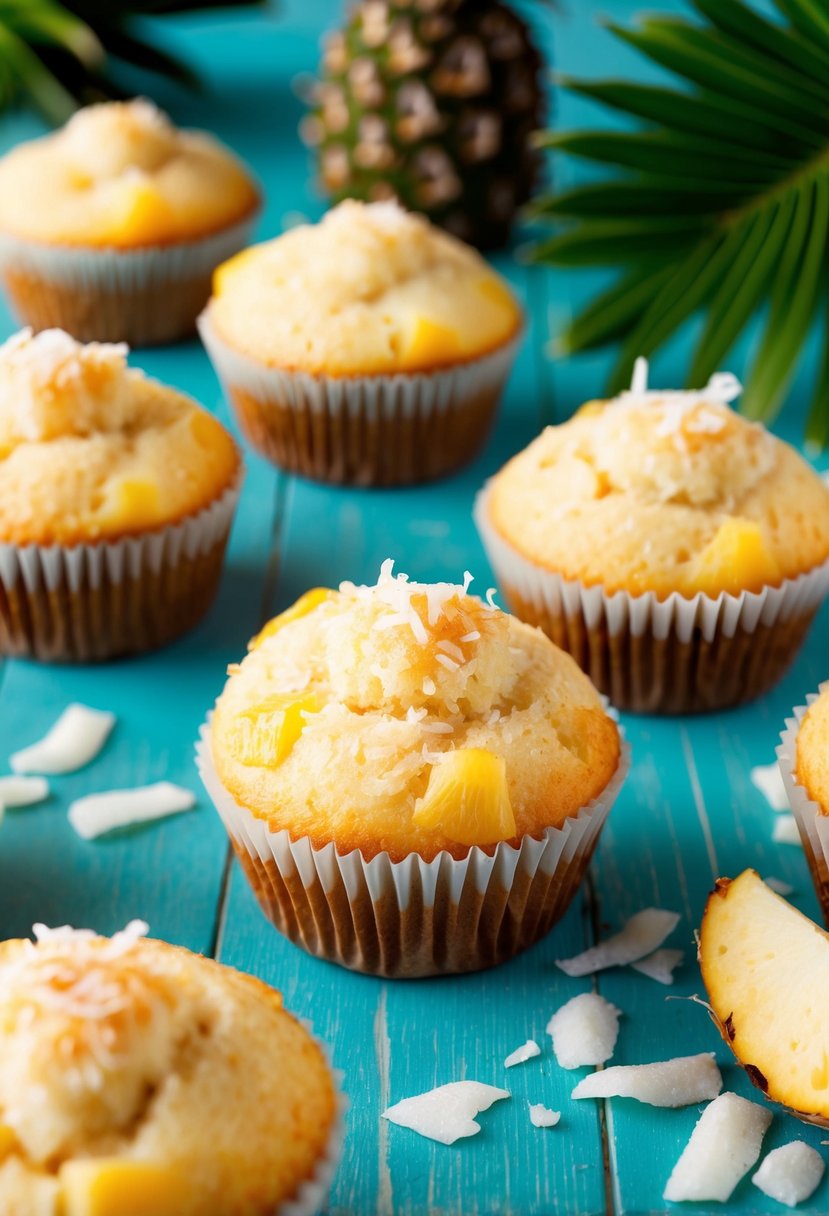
[778,683,829,924]
[199,200,522,485]
[477,363,829,713]
[0,327,240,660]
[0,921,341,1216]
[200,562,626,976]
[0,99,260,345]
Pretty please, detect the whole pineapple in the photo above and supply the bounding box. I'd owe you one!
[304,0,547,249]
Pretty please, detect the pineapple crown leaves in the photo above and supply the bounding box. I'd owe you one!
[531,0,829,445]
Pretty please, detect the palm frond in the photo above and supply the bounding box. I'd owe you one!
[535,0,829,433]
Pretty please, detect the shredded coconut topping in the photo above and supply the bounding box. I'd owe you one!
[615,357,742,437]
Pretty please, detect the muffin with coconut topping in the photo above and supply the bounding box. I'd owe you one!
[0,99,260,345]
[199,561,626,977]
[476,360,829,713]
[0,921,341,1216]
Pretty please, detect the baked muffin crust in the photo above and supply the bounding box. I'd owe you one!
[796,687,829,815]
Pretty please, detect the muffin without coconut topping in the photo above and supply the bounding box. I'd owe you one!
[207,200,522,375]
[0,923,337,1216]
[796,687,829,815]
[0,328,239,547]
[210,561,621,862]
[486,371,829,599]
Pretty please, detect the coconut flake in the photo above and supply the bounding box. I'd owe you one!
[572,1053,722,1108]
[556,908,680,977]
[10,705,115,775]
[631,948,684,985]
[753,1142,824,1206]
[0,775,49,807]
[505,1040,541,1069]
[382,1082,510,1145]
[664,1092,772,1203]
[765,876,795,896]
[773,816,802,846]
[618,360,741,424]
[529,1103,561,1129]
[68,782,195,840]
[750,762,790,812]
[547,993,621,1069]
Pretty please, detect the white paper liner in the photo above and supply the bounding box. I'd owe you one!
[195,713,630,977]
[777,683,829,920]
[277,1028,347,1216]
[0,214,258,292]
[475,484,829,645]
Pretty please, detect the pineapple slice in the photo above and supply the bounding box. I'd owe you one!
[60,1159,189,1216]
[691,519,781,597]
[401,317,463,370]
[700,869,829,1124]
[249,589,334,650]
[413,748,516,846]
[227,693,322,767]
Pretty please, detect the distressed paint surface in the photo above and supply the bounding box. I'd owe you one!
[1,3,828,1214]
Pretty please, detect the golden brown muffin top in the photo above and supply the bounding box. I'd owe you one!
[796,686,829,815]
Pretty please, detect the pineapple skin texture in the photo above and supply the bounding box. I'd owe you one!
[700,869,829,1124]
[310,0,546,250]
[0,934,337,1216]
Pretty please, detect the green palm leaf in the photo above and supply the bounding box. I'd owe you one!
[535,0,829,439]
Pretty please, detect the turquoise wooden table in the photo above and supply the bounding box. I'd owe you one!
[2,3,828,1213]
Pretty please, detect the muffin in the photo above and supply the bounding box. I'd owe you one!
[0,327,241,661]
[198,200,522,487]
[197,561,628,977]
[0,921,342,1216]
[0,99,260,345]
[476,363,829,713]
[778,682,829,924]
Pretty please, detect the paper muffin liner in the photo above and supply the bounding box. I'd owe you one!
[277,1028,347,1216]
[777,686,829,925]
[0,475,241,662]
[0,213,257,346]
[475,486,829,715]
[195,717,630,979]
[198,308,522,487]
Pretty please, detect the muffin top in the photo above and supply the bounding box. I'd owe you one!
[206,200,522,374]
[486,363,829,599]
[210,561,621,862]
[0,922,337,1216]
[0,328,239,547]
[796,687,829,814]
[0,100,259,248]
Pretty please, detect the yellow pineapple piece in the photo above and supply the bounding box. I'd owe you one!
[213,245,260,296]
[60,1159,189,1216]
[413,748,516,846]
[228,693,322,767]
[100,178,174,244]
[691,518,781,597]
[107,479,163,529]
[249,589,334,650]
[0,1124,17,1161]
[401,317,463,370]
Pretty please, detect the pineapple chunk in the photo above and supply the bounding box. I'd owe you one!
[401,317,463,369]
[228,693,322,767]
[0,1125,17,1161]
[60,1159,189,1216]
[213,245,260,296]
[691,519,781,597]
[106,479,162,529]
[99,178,174,244]
[700,869,829,1122]
[413,748,516,846]
[249,589,334,650]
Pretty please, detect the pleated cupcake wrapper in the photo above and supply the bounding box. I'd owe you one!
[0,475,241,661]
[198,308,522,487]
[0,215,257,344]
[277,1029,347,1216]
[195,718,630,979]
[474,485,829,714]
[777,685,829,925]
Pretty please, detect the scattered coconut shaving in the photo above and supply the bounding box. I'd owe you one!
[750,762,789,812]
[753,1142,825,1207]
[0,775,49,808]
[10,705,115,775]
[547,993,621,1069]
[556,908,680,977]
[617,358,740,435]
[68,782,195,840]
[663,1092,772,1203]
[765,876,795,897]
[631,948,684,985]
[773,816,802,846]
[382,1082,510,1145]
[504,1040,541,1069]
[529,1103,560,1129]
[572,1053,722,1108]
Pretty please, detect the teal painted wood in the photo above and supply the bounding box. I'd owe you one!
[1,3,829,1215]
